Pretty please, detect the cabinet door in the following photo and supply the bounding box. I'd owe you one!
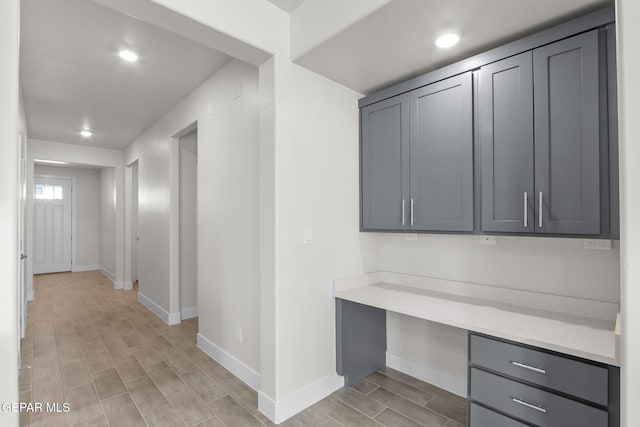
[480,52,534,233]
[534,30,600,235]
[409,72,474,231]
[361,94,410,230]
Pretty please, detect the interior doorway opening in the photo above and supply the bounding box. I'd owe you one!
[179,127,198,320]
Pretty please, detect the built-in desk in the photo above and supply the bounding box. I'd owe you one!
[333,272,621,427]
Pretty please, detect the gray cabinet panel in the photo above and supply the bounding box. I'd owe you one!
[470,368,608,427]
[480,52,534,233]
[470,403,529,427]
[361,94,410,230]
[410,72,474,231]
[534,30,601,234]
[470,334,608,405]
[335,299,386,386]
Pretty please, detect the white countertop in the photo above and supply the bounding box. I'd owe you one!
[335,280,619,366]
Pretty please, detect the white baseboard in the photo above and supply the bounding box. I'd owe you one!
[71,264,100,272]
[258,373,344,424]
[123,281,134,291]
[112,280,124,290]
[100,267,115,281]
[386,352,466,397]
[181,306,198,320]
[197,333,261,391]
[27,291,34,301]
[138,292,181,326]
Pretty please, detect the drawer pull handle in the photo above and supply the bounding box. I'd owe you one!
[512,397,547,413]
[510,361,546,374]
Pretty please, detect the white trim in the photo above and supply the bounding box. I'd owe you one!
[71,264,100,272]
[27,291,34,301]
[258,373,345,424]
[181,306,198,320]
[386,352,466,397]
[138,292,181,325]
[123,281,134,291]
[100,267,115,280]
[197,333,261,390]
[112,280,124,290]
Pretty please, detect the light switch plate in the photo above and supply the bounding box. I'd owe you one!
[584,239,611,250]
[479,236,498,245]
[304,228,313,245]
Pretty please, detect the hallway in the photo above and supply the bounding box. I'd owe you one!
[19,272,466,426]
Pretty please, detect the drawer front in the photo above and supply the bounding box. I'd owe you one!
[470,334,608,405]
[470,403,529,427]
[470,368,608,427]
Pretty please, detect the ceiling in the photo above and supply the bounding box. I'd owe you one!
[268,0,307,14]
[20,0,232,150]
[293,0,613,94]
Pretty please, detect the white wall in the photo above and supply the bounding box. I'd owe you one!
[259,56,372,407]
[34,165,101,270]
[27,139,125,292]
[0,0,21,424]
[124,59,261,373]
[179,130,197,314]
[99,168,116,277]
[615,1,640,424]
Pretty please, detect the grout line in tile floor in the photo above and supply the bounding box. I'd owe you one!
[20,271,468,426]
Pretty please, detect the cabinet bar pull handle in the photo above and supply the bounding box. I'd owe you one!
[410,198,415,226]
[402,199,406,227]
[538,191,543,228]
[511,360,546,374]
[512,397,547,413]
[523,192,528,228]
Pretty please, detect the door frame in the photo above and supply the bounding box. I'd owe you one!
[34,174,76,273]
[170,120,198,324]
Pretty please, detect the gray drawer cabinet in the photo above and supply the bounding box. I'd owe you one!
[470,334,608,405]
[470,367,608,427]
[468,333,619,427]
[361,74,473,231]
[480,30,602,235]
[361,93,410,230]
[470,403,529,427]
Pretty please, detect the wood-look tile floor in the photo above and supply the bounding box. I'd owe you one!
[19,271,468,427]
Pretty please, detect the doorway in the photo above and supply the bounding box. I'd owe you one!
[33,176,72,274]
[179,128,198,319]
[131,161,139,285]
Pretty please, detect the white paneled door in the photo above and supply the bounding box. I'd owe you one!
[33,177,72,274]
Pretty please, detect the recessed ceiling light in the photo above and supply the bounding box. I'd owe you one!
[34,159,69,165]
[118,50,139,62]
[80,129,93,138]
[435,33,460,49]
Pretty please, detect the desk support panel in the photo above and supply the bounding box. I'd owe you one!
[336,298,387,386]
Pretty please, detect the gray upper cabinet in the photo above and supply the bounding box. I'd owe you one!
[410,72,474,231]
[534,30,601,235]
[480,52,534,233]
[360,9,617,237]
[361,93,410,230]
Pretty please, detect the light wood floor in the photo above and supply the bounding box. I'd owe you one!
[19,271,467,426]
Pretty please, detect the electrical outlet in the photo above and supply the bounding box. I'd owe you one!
[584,239,611,250]
[479,235,498,245]
[236,327,243,343]
[405,233,418,241]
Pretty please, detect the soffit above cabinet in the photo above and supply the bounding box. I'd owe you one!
[291,0,612,95]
